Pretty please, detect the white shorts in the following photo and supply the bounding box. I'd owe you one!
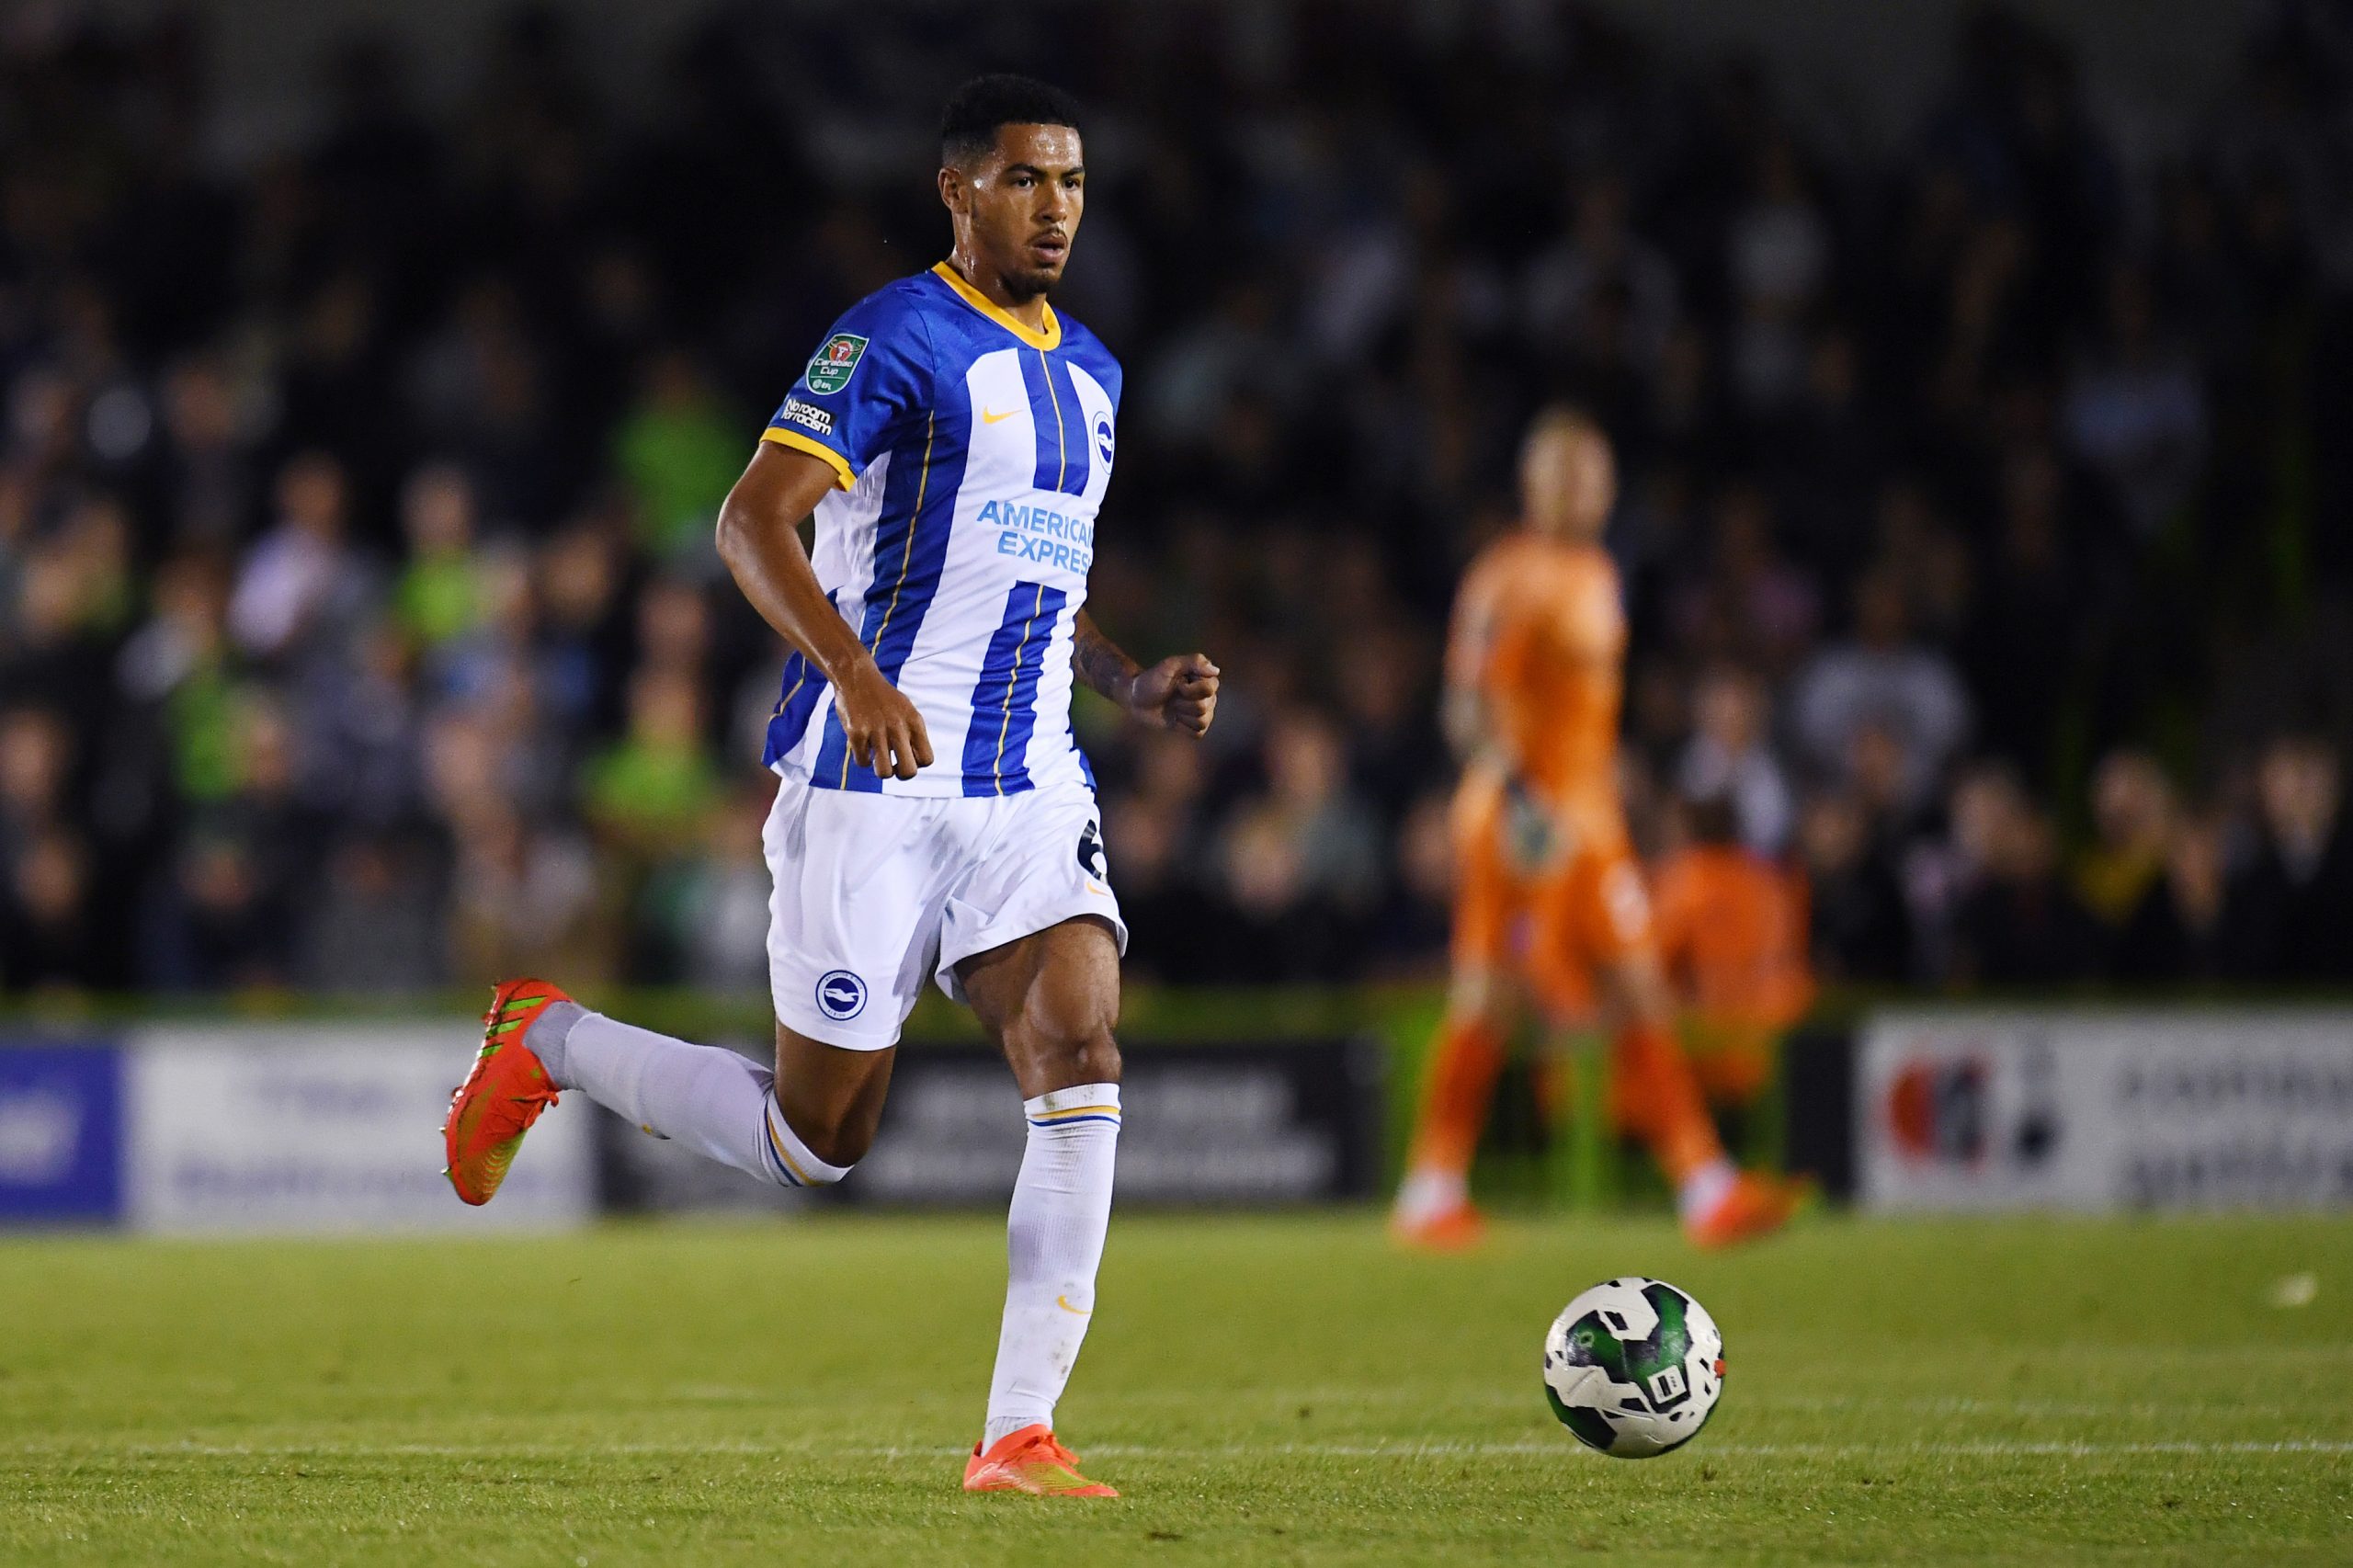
[762,775,1128,1050]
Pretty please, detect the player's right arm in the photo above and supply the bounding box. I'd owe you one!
[719,293,938,780]
[717,443,933,781]
[1443,551,1514,767]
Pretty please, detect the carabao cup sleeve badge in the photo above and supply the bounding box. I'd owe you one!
[804,333,869,394]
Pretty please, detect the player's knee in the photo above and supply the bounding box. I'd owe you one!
[999,964,1121,1090]
[1012,1012,1122,1093]
[798,1112,877,1169]
[770,1086,880,1172]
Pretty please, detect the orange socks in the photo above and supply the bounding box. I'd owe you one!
[1405,1014,1508,1177]
[1608,1020,1726,1187]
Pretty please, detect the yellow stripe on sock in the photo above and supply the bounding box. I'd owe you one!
[766,1113,818,1187]
[1030,1104,1120,1122]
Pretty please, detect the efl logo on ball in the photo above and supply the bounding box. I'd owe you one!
[814,970,868,1021]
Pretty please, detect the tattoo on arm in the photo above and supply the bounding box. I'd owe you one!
[1073,610,1141,707]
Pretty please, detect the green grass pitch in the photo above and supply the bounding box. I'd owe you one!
[3,1211,2348,1564]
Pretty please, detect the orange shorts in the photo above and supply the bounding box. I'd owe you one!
[1451,773,1653,1017]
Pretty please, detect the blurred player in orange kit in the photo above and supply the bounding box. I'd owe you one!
[1392,407,1803,1251]
[1650,791,1814,1109]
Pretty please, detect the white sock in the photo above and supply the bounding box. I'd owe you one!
[1392,1166,1469,1225]
[533,1007,848,1188]
[1677,1157,1737,1225]
[983,1083,1121,1448]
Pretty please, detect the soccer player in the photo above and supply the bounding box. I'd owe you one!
[440,75,1219,1500]
[1650,790,1814,1108]
[1391,408,1800,1251]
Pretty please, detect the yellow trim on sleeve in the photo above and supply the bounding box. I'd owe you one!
[761,426,857,490]
[930,261,1062,351]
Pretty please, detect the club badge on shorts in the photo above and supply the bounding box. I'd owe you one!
[815,970,869,1021]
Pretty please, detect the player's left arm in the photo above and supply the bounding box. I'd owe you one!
[1074,609,1219,736]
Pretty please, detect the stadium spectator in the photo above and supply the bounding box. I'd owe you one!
[1946,765,2103,988]
[2074,750,2179,978]
[2220,736,2353,982]
[1790,571,1971,814]
[0,0,2346,1003]
[227,453,373,665]
[1677,665,1794,857]
[1797,791,1912,985]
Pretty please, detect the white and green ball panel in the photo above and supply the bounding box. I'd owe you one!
[1542,1277,1723,1458]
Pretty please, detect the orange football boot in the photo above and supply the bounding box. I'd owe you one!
[1390,1199,1488,1252]
[441,978,571,1206]
[1684,1171,1806,1249]
[962,1425,1119,1497]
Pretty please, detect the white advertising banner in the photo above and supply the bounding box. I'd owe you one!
[125,1026,594,1233]
[1858,1009,2353,1212]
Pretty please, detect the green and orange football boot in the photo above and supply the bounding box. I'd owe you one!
[962,1426,1119,1497]
[441,979,571,1206]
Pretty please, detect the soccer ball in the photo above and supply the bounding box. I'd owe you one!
[1542,1276,1724,1458]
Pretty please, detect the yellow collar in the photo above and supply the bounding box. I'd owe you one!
[931,261,1062,351]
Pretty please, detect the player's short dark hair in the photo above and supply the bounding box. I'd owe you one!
[940,74,1082,165]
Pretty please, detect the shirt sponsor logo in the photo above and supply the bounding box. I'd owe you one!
[780,398,834,436]
[803,333,868,395]
[978,498,1095,573]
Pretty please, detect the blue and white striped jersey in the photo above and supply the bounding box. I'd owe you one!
[757,262,1120,798]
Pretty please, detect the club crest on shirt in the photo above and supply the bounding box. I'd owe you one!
[1093,412,1114,465]
[804,333,869,395]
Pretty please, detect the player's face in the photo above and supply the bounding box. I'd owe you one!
[946,123,1085,301]
[1521,424,1617,542]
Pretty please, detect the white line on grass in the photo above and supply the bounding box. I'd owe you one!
[6,1438,2349,1461]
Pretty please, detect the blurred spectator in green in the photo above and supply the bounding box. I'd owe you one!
[614,350,743,562]
[394,462,485,648]
[116,552,242,806]
[584,665,722,854]
[644,781,775,988]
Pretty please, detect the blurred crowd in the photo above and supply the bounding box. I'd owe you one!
[3,0,2351,999]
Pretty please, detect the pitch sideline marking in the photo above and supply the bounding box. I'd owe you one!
[6,1438,2350,1461]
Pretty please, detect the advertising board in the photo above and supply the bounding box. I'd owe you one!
[598,1037,1382,1212]
[1857,1010,2353,1211]
[0,1042,121,1224]
[125,1026,595,1233]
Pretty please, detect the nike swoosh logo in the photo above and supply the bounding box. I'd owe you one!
[981,407,1017,425]
[1056,1294,1091,1315]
